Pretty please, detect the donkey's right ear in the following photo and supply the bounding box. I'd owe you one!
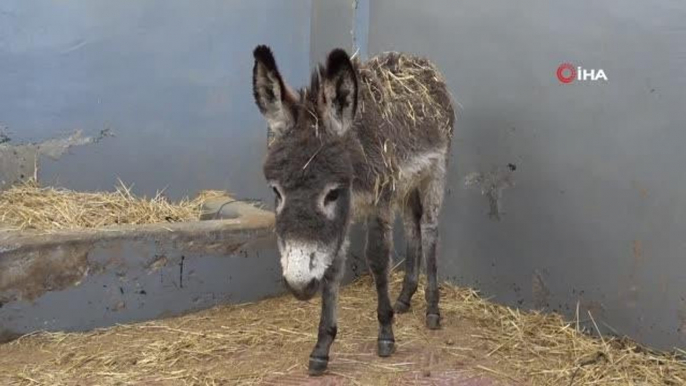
[252,45,296,139]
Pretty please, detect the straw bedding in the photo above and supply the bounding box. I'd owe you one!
[1,272,684,386]
[0,181,225,232]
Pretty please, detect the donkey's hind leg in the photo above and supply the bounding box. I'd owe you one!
[366,206,396,357]
[394,189,423,313]
[420,159,447,330]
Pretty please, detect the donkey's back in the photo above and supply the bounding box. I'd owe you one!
[350,52,455,217]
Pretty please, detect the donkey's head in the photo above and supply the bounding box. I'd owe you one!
[252,45,359,301]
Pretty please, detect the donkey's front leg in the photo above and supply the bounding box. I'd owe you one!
[308,254,344,376]
[366,210,395,357]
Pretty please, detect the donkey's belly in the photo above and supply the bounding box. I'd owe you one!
[393,150,446,198]
[350,149,447,222]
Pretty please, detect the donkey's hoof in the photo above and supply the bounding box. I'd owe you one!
[377,339,396,357]
[394,299,411,313]
[426,313,441,330]
[308,356,329,376]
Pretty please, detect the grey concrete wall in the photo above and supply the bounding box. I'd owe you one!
[309,0,354,68]
[0,204,366,340]
[367,0,686,350]
[0,0,312,201]
[0,207,280,341]
[309,0,369,64]
[352,0,370,60]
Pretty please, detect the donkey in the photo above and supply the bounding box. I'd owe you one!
[252,45,454,375]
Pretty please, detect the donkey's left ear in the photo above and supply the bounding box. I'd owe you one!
[319,48,358,136]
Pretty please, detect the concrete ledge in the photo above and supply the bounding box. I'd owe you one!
[0,201,280,342]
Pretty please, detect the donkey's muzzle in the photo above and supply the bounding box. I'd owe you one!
[283,277,320,301]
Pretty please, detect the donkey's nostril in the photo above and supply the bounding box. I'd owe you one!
[309,252,316,270]
[283,277,320,301]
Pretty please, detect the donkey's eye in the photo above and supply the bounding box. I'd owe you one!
[272,187,282,201]
[324,189,341,205]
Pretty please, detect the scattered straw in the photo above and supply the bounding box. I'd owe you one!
[1,273,683,385]
[0,180,226,232]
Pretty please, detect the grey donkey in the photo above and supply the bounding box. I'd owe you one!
[252,45,454,375]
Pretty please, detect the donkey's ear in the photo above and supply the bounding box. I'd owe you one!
[319,48,358,136]
[253,45,296,139]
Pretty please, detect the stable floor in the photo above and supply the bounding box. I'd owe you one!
[1,273,682,385]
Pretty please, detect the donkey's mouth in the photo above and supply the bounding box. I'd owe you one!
[283,277,320,301]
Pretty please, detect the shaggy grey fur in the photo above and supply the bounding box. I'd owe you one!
[252,45,454,376]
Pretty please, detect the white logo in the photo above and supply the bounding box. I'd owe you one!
[557,63,608,84]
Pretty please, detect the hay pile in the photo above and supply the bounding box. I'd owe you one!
[0,180,225,232]
[1,272,684,385]
[357,52,453,132]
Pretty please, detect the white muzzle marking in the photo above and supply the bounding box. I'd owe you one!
[279,240,331,290]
